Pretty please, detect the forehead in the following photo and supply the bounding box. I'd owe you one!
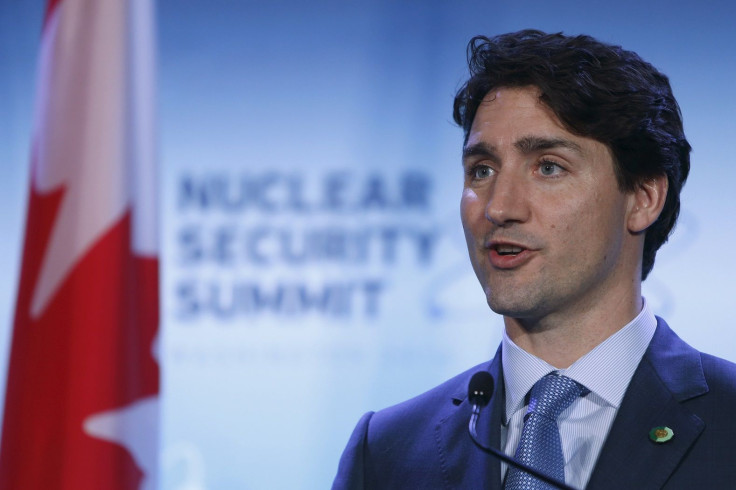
[467,86,567,142]
[464,86,619,177]
[465,86,612,158]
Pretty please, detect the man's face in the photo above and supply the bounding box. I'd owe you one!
[460,86,639,325]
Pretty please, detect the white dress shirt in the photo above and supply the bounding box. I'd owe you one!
[500,299,657,489]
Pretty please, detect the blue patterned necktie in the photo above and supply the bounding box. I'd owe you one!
[504,373,584,489]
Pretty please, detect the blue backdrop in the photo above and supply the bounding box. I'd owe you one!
[2,1,735,488]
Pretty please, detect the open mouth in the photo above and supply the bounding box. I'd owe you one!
[488,242,533,268]
[494,244,524,256]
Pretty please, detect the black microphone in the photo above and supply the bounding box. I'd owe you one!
[467,371,576,490]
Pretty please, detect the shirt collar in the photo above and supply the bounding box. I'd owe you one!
[502,298,657,423]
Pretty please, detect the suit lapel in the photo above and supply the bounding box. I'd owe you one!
[586,318,707,489]
[435,349,505,489]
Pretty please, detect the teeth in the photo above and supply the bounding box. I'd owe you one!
[496,245,522,255]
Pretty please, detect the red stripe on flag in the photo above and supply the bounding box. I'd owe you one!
[2,0,159,486]
[0,182,159,489]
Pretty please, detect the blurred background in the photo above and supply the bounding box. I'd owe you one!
[1,0,735,488]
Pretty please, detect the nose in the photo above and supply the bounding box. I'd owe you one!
[484,170,529,227]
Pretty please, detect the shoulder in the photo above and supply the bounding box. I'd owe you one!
[649,318,736,403]
[368,360,490,435]
[700,352,736,398]
[358,358,497,461]
[332,360,495,489]
[700,351,736,376]
[679,352,736,481]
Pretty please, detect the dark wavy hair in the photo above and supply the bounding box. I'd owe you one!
[453,30,691,280]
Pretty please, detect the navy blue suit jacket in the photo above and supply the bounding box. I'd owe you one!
[332,318,736,489]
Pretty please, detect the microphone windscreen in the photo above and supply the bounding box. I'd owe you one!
[468,371,494,407]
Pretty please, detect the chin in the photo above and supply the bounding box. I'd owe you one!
[485,288,547,320]
[486,293,523,316]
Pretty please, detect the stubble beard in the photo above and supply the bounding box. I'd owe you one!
[485,284,557,332]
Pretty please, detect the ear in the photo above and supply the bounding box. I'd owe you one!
[627,174,668,233]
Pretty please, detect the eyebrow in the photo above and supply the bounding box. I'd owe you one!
[462,141,499,161]
[515,136,583,155]
[462,136,584,163]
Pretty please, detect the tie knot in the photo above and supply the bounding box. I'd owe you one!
[528,373,583,420]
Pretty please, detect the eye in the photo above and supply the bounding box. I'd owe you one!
[469,165,494,180]
[538,159,564,177]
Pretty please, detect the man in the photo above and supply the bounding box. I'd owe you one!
[332,30,736,489]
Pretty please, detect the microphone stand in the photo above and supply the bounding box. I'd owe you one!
[468,402,577,490]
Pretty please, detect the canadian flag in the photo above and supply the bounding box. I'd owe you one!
[0,0,159,488]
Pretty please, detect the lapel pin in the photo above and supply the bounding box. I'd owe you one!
[649,426,674,443]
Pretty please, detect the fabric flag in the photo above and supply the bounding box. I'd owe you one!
[0,0,159,488]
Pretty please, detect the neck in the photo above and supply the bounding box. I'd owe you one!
[504,288,642,369]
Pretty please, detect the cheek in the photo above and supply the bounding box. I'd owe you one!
[542,197,592,252]
[460,188,482,226]
[460,187,478,209]
[460,189,486,259]
[564,195,628,257]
